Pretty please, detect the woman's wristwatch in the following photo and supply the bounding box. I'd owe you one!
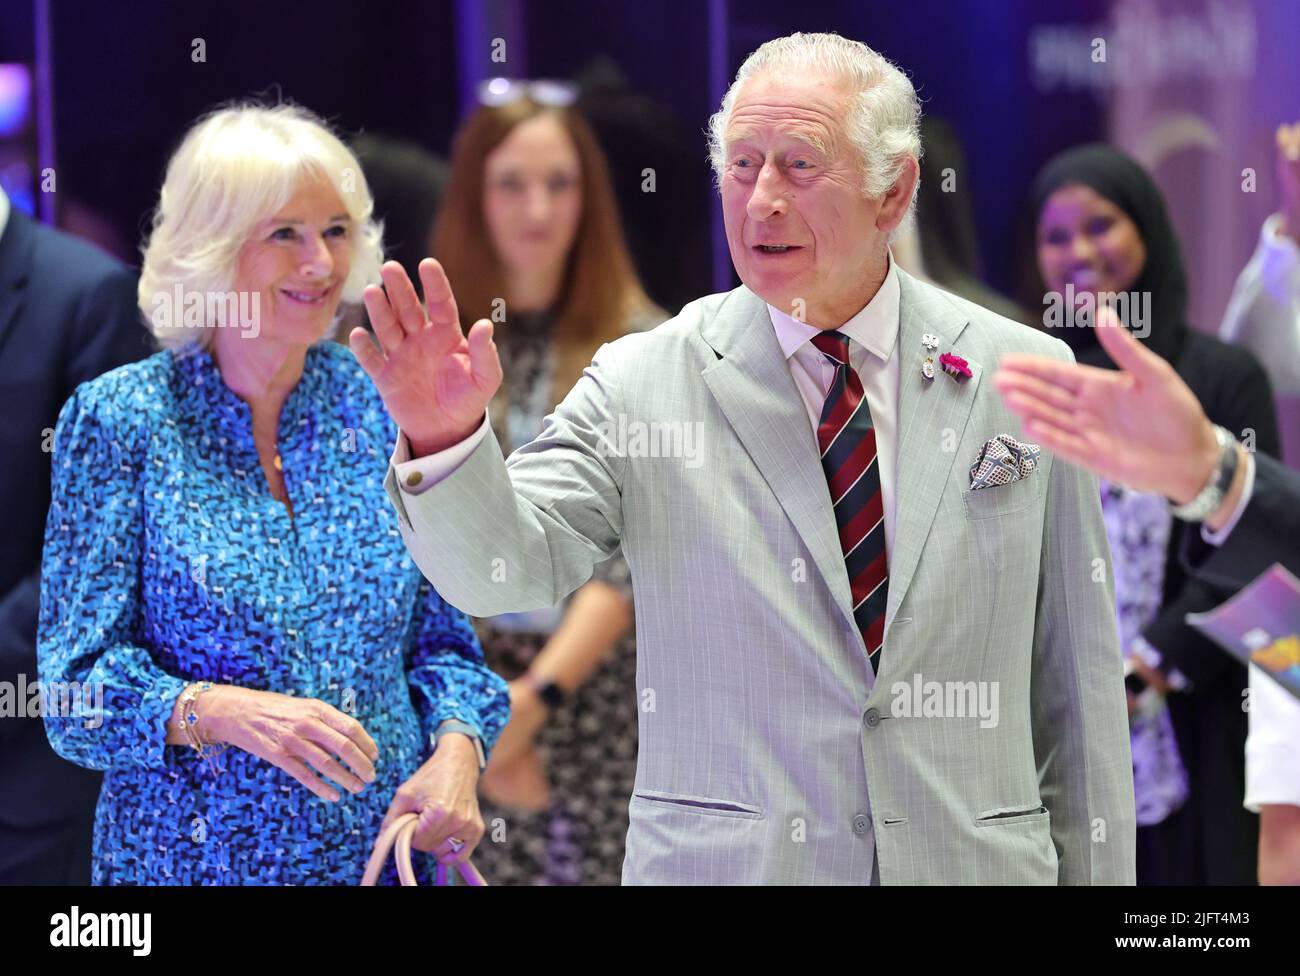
[1170,424,1239,522]
[431,720,487,771]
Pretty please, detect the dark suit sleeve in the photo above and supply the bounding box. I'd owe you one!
[1211,346,1281,460]
[64,266,149,389]
[1182,452,1300,589]
[1139,575,1239,689]
[1140,346,1280,684]
[0,263,146,742]
[0,577,41,707]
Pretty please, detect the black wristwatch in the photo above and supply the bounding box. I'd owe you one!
[430,720,487,771]
[523,671,567,710]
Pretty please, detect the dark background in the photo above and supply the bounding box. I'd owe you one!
[0,0,1114,312]
[1,0,1291,327]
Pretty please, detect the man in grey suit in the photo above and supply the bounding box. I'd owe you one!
[350,32,1135,884]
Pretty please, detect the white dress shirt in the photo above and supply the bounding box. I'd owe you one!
[1220,213,1300,396]
[764,257,901,569]
[393,256,904,576]
[1245,662,1300,810]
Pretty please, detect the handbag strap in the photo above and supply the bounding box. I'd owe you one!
[360,812,488,886]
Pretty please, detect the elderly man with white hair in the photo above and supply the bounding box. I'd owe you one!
[356,32,1136,885]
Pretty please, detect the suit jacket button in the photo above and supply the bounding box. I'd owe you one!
[863,707,880,728]
[852,814,870,835]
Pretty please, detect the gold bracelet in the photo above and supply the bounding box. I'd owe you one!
[177,681,226,775]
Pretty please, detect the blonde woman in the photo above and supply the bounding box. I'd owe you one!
[38,103,508,885]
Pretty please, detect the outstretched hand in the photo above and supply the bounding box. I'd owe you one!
[993,308,1219,504]
[349,259,502,457]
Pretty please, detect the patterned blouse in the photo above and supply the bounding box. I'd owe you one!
[1099,480,1189,827]
[37,340,509,885]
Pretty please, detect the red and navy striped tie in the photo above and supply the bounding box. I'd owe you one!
[811,331,888,674]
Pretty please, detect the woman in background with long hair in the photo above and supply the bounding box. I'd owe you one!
[429,82,665,885]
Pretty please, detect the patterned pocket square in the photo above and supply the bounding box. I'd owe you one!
[969,434,1042,490]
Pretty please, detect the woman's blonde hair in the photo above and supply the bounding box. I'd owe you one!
[138,101,384,349]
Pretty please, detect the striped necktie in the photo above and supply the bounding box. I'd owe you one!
[810,331,888,674]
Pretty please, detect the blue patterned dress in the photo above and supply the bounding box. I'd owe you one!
[37,340,510,885]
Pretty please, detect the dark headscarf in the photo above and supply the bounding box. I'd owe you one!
[1029,144,1188,369]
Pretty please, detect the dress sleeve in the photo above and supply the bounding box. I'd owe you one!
[37,382,190,772]
[403,577,511,759]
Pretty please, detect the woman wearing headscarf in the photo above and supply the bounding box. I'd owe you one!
[37,103,509,884]
[1030,144,1279,884]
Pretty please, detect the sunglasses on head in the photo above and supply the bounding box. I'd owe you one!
[476,78,578,108]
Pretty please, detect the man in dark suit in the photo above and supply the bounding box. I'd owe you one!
[1178,452,1300,588]
[992,309,1300,586]
[994,307,1300,885]
[0,187,151,883]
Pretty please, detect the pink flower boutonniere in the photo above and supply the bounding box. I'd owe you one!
[938,352,972,381]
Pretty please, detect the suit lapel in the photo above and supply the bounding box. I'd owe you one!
[700,289,859,638]
[697,274,987,648]
[886,270,981,628]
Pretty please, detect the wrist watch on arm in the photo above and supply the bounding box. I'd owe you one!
[1170,425,1239,522]
[431,719,487,771]
[521,670,568,711]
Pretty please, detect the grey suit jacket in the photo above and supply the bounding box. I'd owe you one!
[386,269,1136,885]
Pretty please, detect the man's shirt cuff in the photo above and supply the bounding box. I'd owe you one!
[390,412,492,496]
[1200,449,1255,547]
